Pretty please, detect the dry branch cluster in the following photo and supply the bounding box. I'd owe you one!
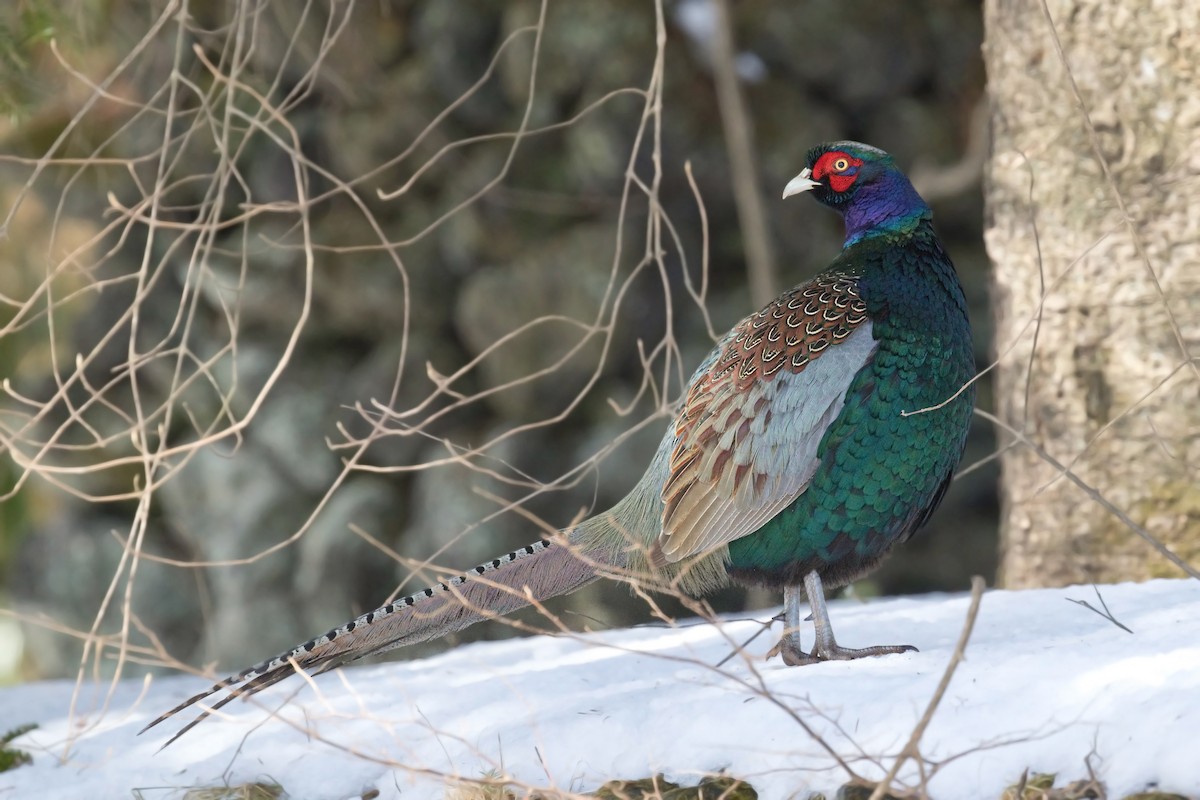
[0,0,988,684]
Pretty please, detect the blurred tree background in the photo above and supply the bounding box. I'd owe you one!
[0,0,993,683]
[985,0,1200,588]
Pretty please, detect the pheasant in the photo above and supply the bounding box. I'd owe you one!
[144,141,976,744]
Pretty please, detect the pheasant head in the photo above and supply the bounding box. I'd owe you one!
[783,141,930,245]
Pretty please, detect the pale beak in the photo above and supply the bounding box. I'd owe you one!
[782,167,820,199]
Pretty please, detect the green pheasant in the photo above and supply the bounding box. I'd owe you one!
[145,141,976,743]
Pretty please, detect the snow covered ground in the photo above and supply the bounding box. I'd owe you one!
[1,579,1198,799]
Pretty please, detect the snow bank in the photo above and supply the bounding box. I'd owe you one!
[1,579,1197,799]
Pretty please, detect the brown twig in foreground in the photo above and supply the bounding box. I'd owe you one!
[867,575,986,800]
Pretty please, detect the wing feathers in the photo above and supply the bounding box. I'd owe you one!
[658,276,876,561]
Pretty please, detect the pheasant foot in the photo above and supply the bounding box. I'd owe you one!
[767,571,918,666]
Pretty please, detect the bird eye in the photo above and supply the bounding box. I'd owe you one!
[832,157,850,172]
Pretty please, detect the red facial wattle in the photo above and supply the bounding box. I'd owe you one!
[812,151,864,194]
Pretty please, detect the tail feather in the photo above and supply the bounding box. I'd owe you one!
[142,533,604,745]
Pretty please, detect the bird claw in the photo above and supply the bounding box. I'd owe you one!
[767,638,917,666]
[812,642,918,661]
[768,575,920,667]
[766,636,820,666]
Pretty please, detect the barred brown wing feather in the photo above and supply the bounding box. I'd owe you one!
[659,275,875,561]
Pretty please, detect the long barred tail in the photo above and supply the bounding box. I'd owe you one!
[142,533,604,746]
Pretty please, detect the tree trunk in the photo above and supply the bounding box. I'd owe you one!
[984,0,1200,587]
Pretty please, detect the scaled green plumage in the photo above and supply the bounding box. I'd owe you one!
[728,217,975,587]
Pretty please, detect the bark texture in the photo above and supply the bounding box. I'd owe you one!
[984,0,1200,586]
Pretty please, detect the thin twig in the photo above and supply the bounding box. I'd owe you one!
[714,612,782,669]
[1066,585,1133,634]
[978,409,1200,581]
[868,576,986,800]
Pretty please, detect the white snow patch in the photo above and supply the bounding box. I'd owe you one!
[1,580,1198,799]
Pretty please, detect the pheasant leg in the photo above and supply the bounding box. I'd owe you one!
[768,572,917,665]
[804,570,917,661]
[766,584,819,665]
